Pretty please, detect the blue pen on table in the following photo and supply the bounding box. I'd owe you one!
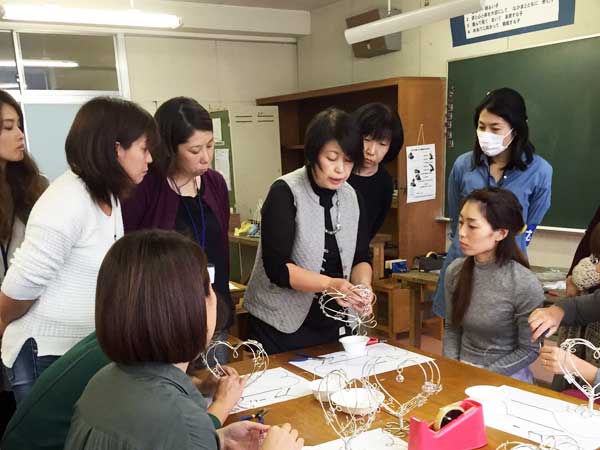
[288,352,329,362]
[239,408,269,424]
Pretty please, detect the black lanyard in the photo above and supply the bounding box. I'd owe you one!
[181,195,206,249]
[1,212,15,276]
[173,177,206,249]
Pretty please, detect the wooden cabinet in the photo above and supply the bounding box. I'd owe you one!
[256,77,447,265]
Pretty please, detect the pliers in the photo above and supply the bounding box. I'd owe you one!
[239,408,269,424]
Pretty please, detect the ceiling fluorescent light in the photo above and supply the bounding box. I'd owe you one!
[0,4,182,29]
[0,59,79,68]
[345,0,484,44]
[0,83,19,89]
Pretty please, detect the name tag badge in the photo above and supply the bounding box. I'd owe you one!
[208,264,215,284]
[339,326,346,336]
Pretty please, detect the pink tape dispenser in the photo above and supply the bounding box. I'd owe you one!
[408,399,487,450]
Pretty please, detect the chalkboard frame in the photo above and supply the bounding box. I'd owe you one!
[446,34,600,229]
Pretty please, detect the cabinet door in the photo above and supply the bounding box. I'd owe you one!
[229,107,282,221]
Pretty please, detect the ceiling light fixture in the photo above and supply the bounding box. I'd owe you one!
[0,4,182,29]
[0,59,79,68]
[345,0,484,45]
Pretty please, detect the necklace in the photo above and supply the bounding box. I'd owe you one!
[325,194,342,235]
[176,176,195,189]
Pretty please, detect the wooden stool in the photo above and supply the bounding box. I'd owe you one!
[372,278,410,341]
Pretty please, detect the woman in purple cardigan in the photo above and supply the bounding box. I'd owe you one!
[122,97,232,363]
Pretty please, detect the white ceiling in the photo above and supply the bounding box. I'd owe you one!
[161,0,340,11]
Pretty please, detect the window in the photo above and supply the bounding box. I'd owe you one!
[19,33,119,91]
[0,31,18,91]
[0,30,128,180]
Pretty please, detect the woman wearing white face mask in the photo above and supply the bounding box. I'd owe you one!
[432,88,552,319]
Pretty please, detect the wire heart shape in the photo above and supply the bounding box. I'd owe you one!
[319,284,377,334]
[317,369,383,450]
[362,355,442,437]
[558,338,600,414]
[202,339,268,388]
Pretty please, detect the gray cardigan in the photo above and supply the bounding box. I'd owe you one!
[443,257,544,376]
[244,167,359,333]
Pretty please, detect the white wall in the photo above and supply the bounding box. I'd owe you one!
[299,0,600,268]
[125,35,298,113]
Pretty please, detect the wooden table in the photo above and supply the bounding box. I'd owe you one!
[392,268,568,349]
[216,342,587,448]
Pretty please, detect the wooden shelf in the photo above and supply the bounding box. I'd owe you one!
[256,77,447,264]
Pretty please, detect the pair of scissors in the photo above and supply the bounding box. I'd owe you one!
[239,408,269,424]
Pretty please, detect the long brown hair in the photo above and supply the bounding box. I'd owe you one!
[0,90,47,242]
[451,187,529,326]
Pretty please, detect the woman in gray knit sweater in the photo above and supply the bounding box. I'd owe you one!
[443,187,544,383]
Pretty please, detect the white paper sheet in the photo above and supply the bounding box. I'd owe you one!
[289,343,432,380]
[470,384,600,450]
[303,428,407,450]
[215,148,231,190]
[212,118,223,143]
[232,367,312,413]
[406,144,436,203]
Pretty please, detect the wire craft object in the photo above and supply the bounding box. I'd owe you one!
[496,434,582,450]
[317,370,384,450]
[362,356,442,438]
[316,356,442,449]
[558,338,600,416]
[319,284,377,334]
[202,339,269,388]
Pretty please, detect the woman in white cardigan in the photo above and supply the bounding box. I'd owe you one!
[0,97,157,402]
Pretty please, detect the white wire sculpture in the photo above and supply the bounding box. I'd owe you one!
[558,338,600,415]
[201,339,269,388]
[317,369,384,450]
[318,284,377,334]
[496,433,582,450]
[361,356,442,438]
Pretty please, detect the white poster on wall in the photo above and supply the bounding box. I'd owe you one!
[212,118,223,144]
[406,144,435,203]
[215,148,231,190]
[464,0,559,39]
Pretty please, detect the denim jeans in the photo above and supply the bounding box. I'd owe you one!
[4,338,59,403]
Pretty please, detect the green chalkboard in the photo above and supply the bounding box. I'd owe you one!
[447,35,600,229]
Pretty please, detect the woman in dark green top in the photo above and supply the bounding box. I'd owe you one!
[64,230,304,450]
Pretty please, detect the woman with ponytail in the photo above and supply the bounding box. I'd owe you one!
[442,187,544,383]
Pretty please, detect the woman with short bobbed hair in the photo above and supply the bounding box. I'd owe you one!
[64,230,304,450]
[244,107,374,355]
[0,97,157,402]
[348,102,404,240]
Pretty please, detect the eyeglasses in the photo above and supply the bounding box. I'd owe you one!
[590,255,600,266]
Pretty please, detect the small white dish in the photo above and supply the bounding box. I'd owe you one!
[464,385,502,403]
[330,388,384,416]
[339,335,369,356]
[309,376,346,402]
